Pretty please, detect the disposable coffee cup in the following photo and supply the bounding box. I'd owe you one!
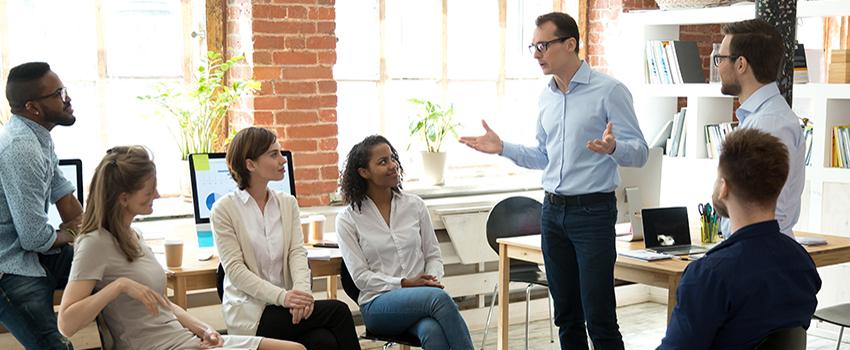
[164,239,184,268]
[300,218,311,244]
[309,215,326,242]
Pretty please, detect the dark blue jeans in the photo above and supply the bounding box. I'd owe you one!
[542,196,624,350]
[0,245,74,350]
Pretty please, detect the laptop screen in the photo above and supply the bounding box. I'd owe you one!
[188,151,296,225]
[642,207,691,249]
[48,159,84,228]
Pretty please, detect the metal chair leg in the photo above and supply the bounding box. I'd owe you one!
[525,283,532,350]
[837,326,844,350]
[481,283,499,350]
[548,289,554,343]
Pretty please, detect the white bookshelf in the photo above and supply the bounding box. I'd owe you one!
[614,1,850,234]
[614,2,850,326]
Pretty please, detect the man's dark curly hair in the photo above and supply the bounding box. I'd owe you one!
[340,135,404,211]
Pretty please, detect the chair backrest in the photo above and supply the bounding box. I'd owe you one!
[485,196,543,253]
[754,326,807,350]
[95,314,114,350]
[339,260,360,304]
[216,264,225,302]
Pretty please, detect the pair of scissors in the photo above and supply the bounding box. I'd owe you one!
[698,203,713,222]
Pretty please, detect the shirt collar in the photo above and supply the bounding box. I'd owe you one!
[736,82,780,123]
[11,114,53,146]
[236,189,253,204]
[548,60,591,92]
[707,219,780,255]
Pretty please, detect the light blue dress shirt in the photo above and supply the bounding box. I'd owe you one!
[0,115,75,277]
[721,83,804,237]
[501,61,649,195]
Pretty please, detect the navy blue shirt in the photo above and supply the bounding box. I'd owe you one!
[658,220,821,350]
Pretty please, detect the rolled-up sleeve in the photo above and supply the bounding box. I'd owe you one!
[49,157,76,204]
[605,83,648,168]
[0,142,57,252]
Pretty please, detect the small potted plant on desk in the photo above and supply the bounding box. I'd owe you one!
[139,51,260,199]
[408,98,460,186]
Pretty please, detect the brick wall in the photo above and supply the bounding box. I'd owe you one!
[226,0,339,207]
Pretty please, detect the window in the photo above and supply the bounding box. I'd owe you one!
[1,0,205,195]
[336,0,558,183]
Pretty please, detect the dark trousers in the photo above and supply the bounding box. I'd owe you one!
[256,299,361,350]
[541,195,624,350]
[0,245,74,350]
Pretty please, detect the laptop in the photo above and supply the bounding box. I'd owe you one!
[188,151,296,251]
[48,159,84,228]
[642,206,707,256]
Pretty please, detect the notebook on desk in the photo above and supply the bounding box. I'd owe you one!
[642,206,708,256]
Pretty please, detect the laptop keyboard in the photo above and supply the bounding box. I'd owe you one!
[654,246,707,256]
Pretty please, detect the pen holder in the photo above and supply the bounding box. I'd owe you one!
[700,218,719,244]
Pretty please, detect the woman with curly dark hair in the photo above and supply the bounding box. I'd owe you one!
[337,135,473,349]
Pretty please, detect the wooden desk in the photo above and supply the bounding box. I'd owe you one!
[150,238,342,309]
[495,231,850,350]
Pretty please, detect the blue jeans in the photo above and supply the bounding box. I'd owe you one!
[0,245,74,350]
[361,287,473,350]
[542,196,624,350]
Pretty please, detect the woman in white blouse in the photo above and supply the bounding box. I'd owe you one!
[211,127,360,350]
[337,135,474,349]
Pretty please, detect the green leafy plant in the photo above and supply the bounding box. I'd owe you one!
[138,51,261,160]
[408,98,460,153]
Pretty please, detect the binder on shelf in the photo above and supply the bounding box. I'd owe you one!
[644,41,705,84]
[670,41,705,84]
[668,108,687,157]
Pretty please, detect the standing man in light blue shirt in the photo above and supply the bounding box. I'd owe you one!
[715,19,804,238]
[461,12,647,350]
[0,62,82,349]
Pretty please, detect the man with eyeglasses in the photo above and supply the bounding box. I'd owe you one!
[714,19,804,239]
[461,12,646,350]
[0,62,82,349]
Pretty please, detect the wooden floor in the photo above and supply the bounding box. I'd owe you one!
[1,302,845,349]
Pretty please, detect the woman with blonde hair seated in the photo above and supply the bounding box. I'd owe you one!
[212,127,360,349]
[57,146,302,350]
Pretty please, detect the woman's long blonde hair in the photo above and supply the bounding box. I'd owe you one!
[80,146,156,262]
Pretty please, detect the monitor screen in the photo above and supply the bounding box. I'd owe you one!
[189,151,296,224]
[48,159,84,228]
[642,206,691,249]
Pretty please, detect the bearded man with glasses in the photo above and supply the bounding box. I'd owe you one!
[0,62,82,349]
[461,12,647,350]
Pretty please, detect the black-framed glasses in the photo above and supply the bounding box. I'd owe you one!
[712,55,740,67]
[31,87,69,103]
[528,37,570,54]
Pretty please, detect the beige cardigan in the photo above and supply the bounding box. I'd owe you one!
[210,190,311,336]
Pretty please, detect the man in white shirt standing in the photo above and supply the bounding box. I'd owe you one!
[714,19,804,237]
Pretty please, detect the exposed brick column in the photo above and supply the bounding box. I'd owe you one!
[226,0,338,207]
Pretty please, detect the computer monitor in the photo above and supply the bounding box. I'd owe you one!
[48,159,84,228]
[188,151,296,248]
[615,147,663,241]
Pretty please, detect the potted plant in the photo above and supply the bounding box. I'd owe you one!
[139,51,260,197]
[408,98,460,185]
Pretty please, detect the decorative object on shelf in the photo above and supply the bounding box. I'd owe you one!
[408,98,460,186]
[655,0,723,11]
[793,43,809,84]
[828,50,850,83]
[139,51,260,197]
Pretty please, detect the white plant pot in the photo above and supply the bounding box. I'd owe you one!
[420,151,447,186]
[179,159,193,202]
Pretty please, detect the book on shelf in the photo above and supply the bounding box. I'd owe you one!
[833,125,850,168]
[704,122,739,159]
[668,108,687,157]
[644,41,705,84]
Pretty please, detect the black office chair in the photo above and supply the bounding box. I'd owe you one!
[480,196,553,350]
[216,263,225,302]
[95,314,114,350]
[753,326,807,350]
[814,303,850,350]
[339,262,422,350]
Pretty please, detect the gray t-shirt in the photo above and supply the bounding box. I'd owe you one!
[70,229,260,350]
